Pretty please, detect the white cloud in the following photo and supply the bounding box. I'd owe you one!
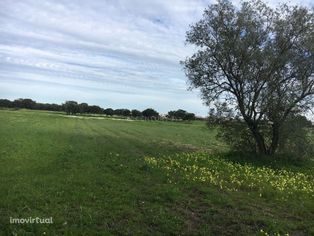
[0,0,313,116]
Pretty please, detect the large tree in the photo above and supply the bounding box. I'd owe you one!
[167,109,196,121]
[63,101,79,115]
[142,108,159,119]
[183,0,314,155]
[79,103,89,114]
[13,98,36,109]
[131,109,142,117]
[104,108,114,116]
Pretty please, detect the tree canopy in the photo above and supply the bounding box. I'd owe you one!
[183,0,314,155]
[63,101,79,115]
[131,109,142,117]
[142,108,159,118]
[167,109,196,120]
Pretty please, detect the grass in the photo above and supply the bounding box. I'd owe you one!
[0,109,313,235]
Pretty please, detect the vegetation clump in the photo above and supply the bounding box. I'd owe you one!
[145,152,314,199]
[183,0,314,156]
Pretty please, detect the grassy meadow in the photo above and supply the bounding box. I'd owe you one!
[0,109,313,235]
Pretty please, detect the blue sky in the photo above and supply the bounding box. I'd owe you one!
[0,0,313,116]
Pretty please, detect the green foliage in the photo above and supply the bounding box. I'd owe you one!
[0,98,198,121]
[183,112,195,121]
[87,105,103,114]
[210,114,314,158]
[0,99,13,108]
[131,109,142,117]
[142,108,159,118]
[0,98,63,111]
[78,103,89,114]
[167,109,196,121]
[212,118,257,153]
[278,115,314,158]
[183,0,314,155]
[63,100,79,115]
[114,108,131,116]
[104,108,114,116]
[13,98,36,109]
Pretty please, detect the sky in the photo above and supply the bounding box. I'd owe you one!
[0,0,313,116]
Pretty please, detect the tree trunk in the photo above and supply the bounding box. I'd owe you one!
[268,124,280,155]
[253,130,267,155]
[249,124,267,155]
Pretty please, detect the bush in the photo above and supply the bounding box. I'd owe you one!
[209,115,313,158]
[278,115,314,159]
[210,118,257,153]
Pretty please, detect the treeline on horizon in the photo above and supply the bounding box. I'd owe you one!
[0,98,200,121]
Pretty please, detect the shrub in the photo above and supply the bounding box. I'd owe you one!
[209,114,313,158]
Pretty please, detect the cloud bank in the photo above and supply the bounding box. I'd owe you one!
[0,0,313,115]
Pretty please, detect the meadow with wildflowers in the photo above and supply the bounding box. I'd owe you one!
[145,153,314,198]
[0,109,313,235]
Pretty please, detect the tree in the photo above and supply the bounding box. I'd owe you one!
[0,99,12,108]
[35,103,62,111]
[183,112,196,121]
[277,114,313,157]
[114,109,123,116]
[208,102,235,124]
[122,109,131,117]
[167,109,196,121]
[88,105,103,114]
[175,109,187,119]
[79,103,89,114]
[142,108,159,119]
[183,0,314,156]
[131,109,142,117]
[114,109,130,116]
[50,103,63,111]
[104,108,114,116]
[13,98,36,109]
[167,110,176,119]
[63,101,79,115]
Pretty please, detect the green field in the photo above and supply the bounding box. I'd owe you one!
[0,109,313,235]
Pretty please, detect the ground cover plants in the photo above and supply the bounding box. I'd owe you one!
[0,109,313,235]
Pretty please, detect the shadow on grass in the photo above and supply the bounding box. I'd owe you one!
[216,150,314,171]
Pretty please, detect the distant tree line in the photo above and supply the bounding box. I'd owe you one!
[0,98,63,111]
[0,98,197,121]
